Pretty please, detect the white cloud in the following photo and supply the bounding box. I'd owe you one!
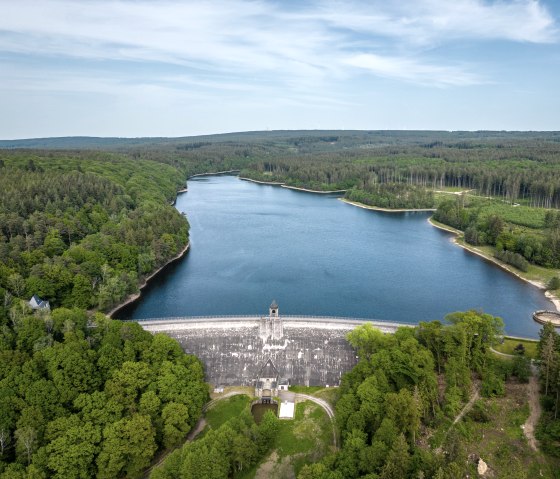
[317,0,557,45]
[0,0,557,93]
[344,53,482,86]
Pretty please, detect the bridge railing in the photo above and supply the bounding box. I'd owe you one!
[129,315,417,327]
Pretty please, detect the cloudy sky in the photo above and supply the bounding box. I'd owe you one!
[1,0,559,138]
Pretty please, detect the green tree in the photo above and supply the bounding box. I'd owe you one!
[380,433,410,479]
[14,426,37,465]
[161,402,190,448]
[45,419,100,479]
[43,229,66,258]
[97,414,156,479]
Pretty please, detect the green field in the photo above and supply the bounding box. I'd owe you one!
[205,394,252,430]
[494,338,539,359]
[465,196,548,229]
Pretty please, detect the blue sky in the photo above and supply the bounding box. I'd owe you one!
[1,0,559,139]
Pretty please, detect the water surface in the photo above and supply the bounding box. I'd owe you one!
[118,175,553,337]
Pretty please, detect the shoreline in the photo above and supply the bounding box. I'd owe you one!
[428,217,560,314]
[239,176,346,194]
[188,170,240,179]
[340,198,437,213]
[106,241,191,318]
[170,187,188,205]
[238,176,284,186]
[281,184,346,194]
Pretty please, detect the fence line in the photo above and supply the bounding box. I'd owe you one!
[130,315,417,327]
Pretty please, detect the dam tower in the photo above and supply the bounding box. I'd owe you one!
[260,300,283,341]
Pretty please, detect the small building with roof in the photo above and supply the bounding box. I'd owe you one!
[28,295,50,312]
[255,358,279,403]
[279,400,295,419]
[278,378,290,391]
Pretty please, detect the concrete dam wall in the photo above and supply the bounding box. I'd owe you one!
[139,307,411,387]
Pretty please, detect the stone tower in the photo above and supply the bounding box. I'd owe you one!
[260,301,283,341]
[270,300,283,340]
[270,300,279,318]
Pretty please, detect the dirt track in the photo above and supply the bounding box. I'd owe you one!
[523,365,541,451]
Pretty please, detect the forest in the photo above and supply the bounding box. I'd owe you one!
[0,151,189,312]
[32,130,558,276]
[0,307,208,478]
[298,311,559,479]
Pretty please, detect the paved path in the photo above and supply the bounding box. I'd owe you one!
[489,347,515,359]
[204,389,250,411]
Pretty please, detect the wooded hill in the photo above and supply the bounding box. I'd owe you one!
[3,130,559,279]
[0,151,188,312]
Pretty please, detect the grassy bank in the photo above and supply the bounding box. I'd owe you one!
[428,217,560,312]
[494,338,539,359]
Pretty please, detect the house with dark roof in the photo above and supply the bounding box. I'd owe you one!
[28,295,50,311]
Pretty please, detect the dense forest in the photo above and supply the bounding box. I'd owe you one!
[537,323,560,459]
[0,308,207,478]
[0,152,188,312]
[4,131,560,209]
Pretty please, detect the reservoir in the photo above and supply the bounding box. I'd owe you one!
[118,175,554,338]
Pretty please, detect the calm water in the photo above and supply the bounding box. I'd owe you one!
[118,175,554,337]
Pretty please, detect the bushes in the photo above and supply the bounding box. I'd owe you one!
[151,410,279,479]
[548,276,560,290]
[494,250,529,272]
[468,400,491,423]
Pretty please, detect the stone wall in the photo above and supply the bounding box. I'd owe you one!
[140,316,408,387]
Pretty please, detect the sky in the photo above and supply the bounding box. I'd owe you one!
[1,0,559,139]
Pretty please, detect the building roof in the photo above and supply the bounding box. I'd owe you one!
[29,295,50,310]
[270,300,278,309]
[279,401,295,419]
[258,358,279,379]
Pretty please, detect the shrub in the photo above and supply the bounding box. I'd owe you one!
[468,400,491,423]
[513,343,525,355]
[494,250,529,272]
[548,276,560,290]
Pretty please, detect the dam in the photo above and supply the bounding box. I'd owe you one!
[139,302,413,387]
